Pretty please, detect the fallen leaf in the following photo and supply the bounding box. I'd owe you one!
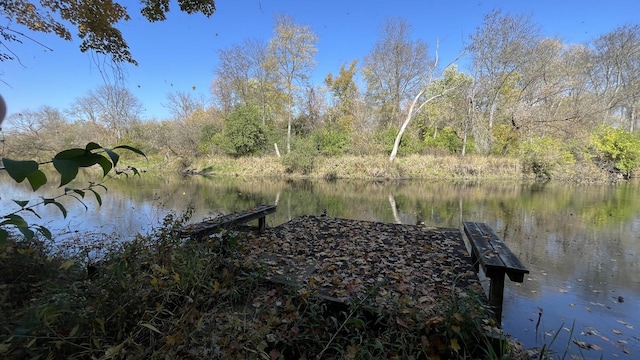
[450,338,461,352]
[59,260,75,270]
[346,345,358,358]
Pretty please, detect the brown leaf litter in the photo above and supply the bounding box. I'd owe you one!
[242,215,483,311]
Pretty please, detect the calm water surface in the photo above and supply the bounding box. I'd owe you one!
[1,173,639,358]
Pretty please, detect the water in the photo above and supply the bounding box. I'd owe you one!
[1,172,639,358]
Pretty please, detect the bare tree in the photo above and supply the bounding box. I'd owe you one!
[296,85,327,134]
[69,85,143,142]
[163,91,205,121]
[267,14,318,154]
[362,17,432,128]
[214,40,257,109]
[588,24,640,131]
[212,38,278,124]
[467,10,541,133]
[6,106,72,158]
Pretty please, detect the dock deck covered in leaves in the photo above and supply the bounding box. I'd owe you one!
[242,215,484,312]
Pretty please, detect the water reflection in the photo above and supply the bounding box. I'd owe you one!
[1,172,639,357]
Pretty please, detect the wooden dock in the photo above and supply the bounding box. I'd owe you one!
[179,204,276,240]
[242,215,527,323]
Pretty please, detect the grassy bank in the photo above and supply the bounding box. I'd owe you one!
[129,153,615,183]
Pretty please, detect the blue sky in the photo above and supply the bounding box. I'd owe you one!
[2,0,639,121]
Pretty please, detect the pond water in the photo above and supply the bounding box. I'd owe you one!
[1,172,639,358]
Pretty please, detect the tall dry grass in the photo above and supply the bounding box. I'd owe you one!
[135,153,614,183]
[186,154,528,180]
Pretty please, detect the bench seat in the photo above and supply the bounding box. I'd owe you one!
[463,221,529,323]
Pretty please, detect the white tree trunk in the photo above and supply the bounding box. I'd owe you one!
[389,89,424,162]
[389,88,456,162]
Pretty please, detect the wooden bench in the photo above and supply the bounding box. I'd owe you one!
[463,221,529,323]
[179,205,276,241]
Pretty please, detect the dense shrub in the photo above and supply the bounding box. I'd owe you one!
[220,104,268,156]
[374,125,424,156]
[592,125,640,179]
[199,123,222,155]
[490,123,520,156]
[281,137,318,175]
[423,125,475,154]
[521,136,575,181]
[312,124,351,156]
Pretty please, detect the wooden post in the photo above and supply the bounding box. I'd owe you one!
[258,216,266,232]
[488,273,506,322]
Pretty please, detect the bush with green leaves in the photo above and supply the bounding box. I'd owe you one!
[312,124,351,156]
[281,137,318,175]
[0,142,145,243]
[199,123,221,154]
[490,123,520,156]
[219,103,268,156]
[592,125,640,179]
[423,125,475,154]
[521,136,575,181]
[375,125,423,156]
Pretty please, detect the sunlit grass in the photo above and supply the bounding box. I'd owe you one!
[121,152,615,183]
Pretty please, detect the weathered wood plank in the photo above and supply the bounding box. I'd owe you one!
[463,222,506,277]
[180,205,276,240]
[463,222,529,282]
[463,221,529,323]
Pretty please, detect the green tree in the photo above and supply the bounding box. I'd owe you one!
[422,66,474,155]
[221,104,268,156]
[389,63,463,162]
[1,0,216,64]
[325,60,360,130]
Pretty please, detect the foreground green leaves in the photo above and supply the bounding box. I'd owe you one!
[0,142,146,243]
[1,159,46,191]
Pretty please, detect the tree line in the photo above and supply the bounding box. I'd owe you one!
[3,11,640,178]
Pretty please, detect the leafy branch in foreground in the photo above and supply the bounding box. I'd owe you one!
[0,142,146,242]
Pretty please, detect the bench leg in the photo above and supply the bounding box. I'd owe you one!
[258,216,266,232]
[488,273,506,325]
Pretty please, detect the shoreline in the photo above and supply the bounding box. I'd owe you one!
[131,153,625,184]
